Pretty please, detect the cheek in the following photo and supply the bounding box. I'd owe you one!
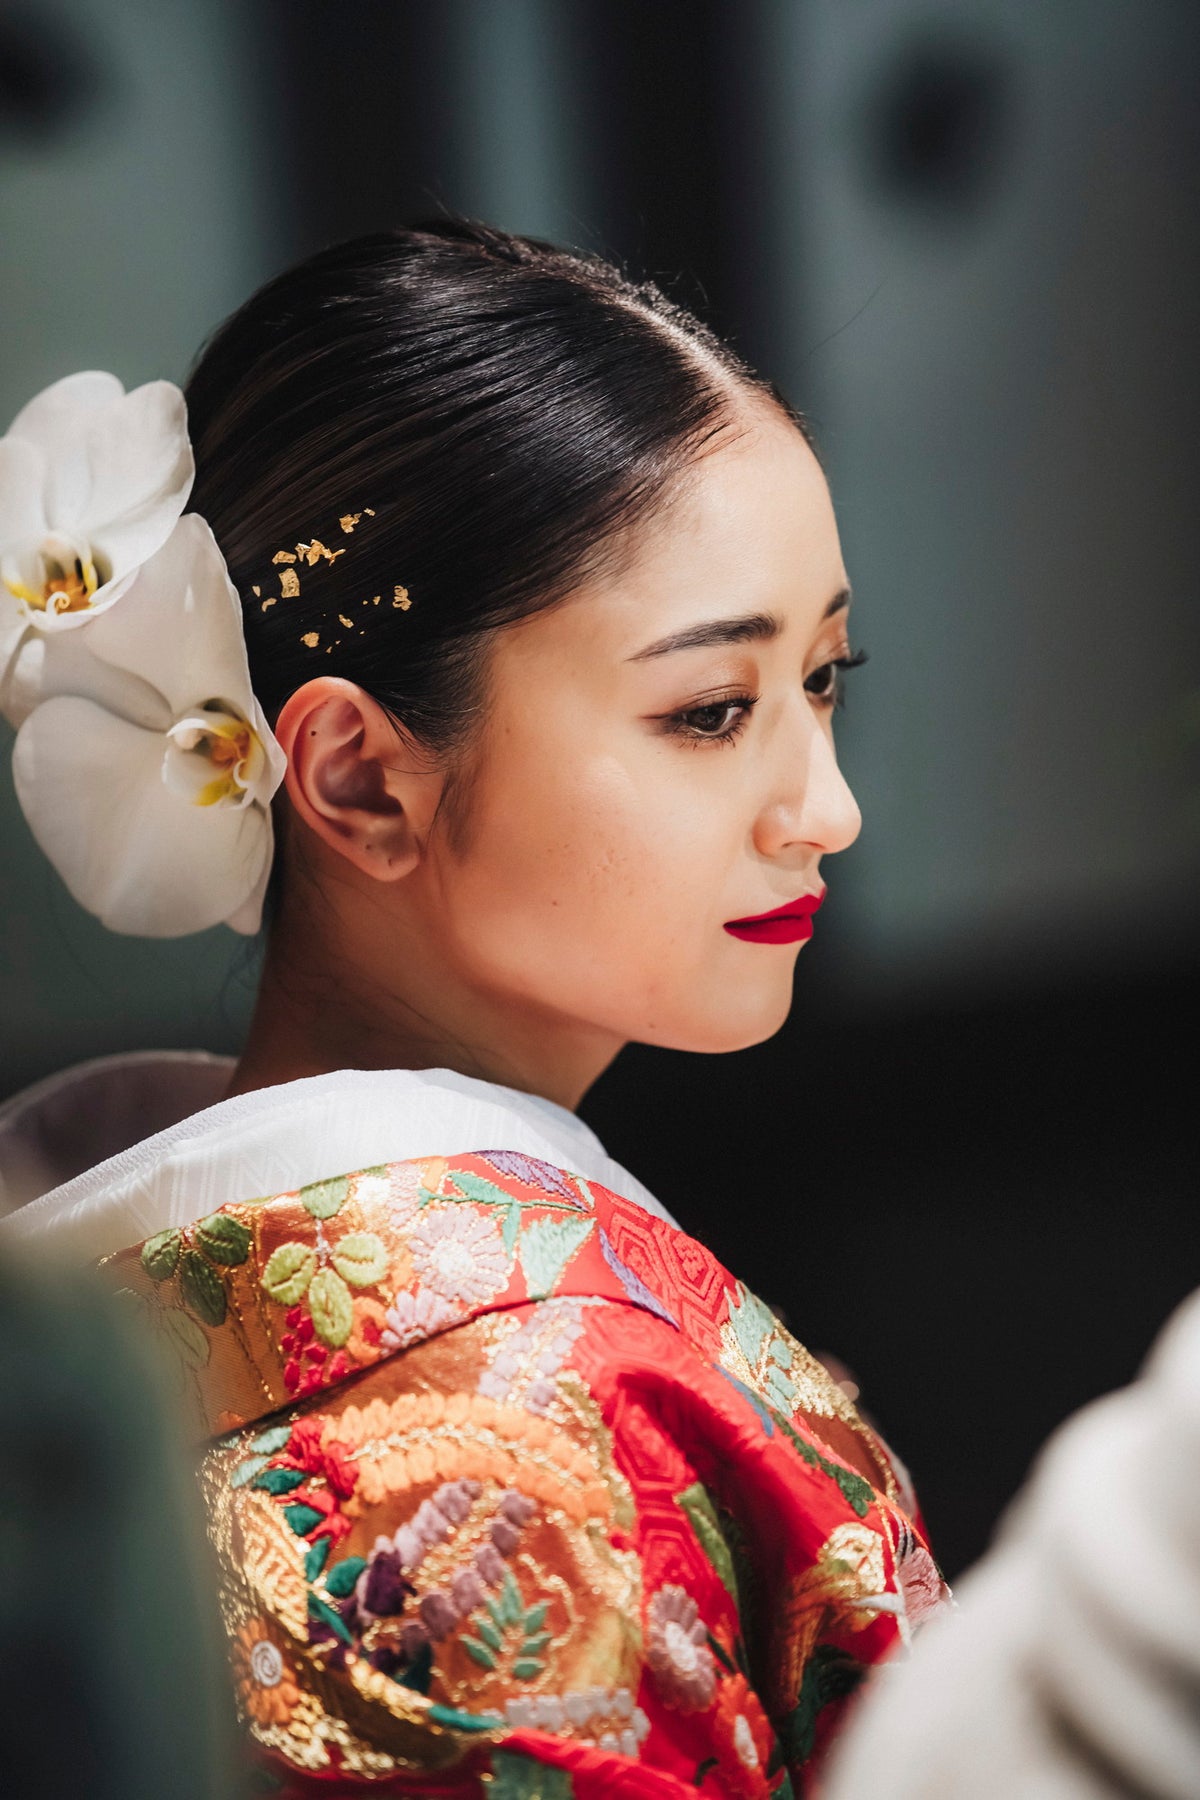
[442,749,728,966]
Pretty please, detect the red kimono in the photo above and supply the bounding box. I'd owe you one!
[100,1149,949,1797]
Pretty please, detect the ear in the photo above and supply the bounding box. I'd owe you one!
[272,677,441,882]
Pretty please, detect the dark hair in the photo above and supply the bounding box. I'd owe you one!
[186,219,804,902]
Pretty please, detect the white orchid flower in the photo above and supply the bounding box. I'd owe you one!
[12,515,286,937]
[0,371,194,721]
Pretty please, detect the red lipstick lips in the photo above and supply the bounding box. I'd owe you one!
[723,888,826,945]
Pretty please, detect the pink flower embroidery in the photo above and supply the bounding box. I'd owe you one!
[380,1286,461,1351]
[354,1162,425,1226]
[409,1206,509,1307]
[645,1585,717,1711]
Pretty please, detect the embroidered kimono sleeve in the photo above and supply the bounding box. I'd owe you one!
[200,1297,806,1797]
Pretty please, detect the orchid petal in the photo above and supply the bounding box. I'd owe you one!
[78,515,259,724]
[5,372,125,463]
[70,381,194,576]
[10,609,166,728]
[13,695,275,937]
[0,436,48,549]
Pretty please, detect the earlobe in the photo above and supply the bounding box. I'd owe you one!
[272,678,427,882]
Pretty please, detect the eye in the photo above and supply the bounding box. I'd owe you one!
[805,647,868,708]
[665,695,758,746]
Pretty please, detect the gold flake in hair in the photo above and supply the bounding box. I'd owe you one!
[339,513,361,534]
[338,614,354,630]
[301,631,319,649]
[261,597,276,611]
[297,539,345,568]
[279,567,301,599]
[393,584,411,610]
[372,594,381,605]
[251,584,262,597]
[272,550,297,565]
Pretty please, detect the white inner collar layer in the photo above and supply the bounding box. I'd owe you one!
[0,1055,676,1264]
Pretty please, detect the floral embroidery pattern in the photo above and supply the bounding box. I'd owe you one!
[477,1298,590,1413]
[409,1206,510,1307]
[109,1149,943,1794]
[259,1174,393,1393]
[712,1674,777,1800]
[232,1618,302,1728]
[140,1209,250,1328]
[502,1689,651,1761]
[646,1585,717,1711]
[381,1285,462,1351]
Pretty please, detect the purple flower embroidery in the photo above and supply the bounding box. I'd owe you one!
[480,1150,581,1201]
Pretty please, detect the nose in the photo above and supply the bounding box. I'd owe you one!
[752,717,862,861]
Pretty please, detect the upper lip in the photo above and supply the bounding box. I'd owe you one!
[726,888,826,926]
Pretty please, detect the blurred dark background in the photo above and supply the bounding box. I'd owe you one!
[2,0,1197,1578]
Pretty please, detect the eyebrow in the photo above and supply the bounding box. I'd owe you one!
[626,588,851,662]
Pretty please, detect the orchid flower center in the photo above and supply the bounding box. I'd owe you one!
[2,532,107,616]
[163,703,267,809]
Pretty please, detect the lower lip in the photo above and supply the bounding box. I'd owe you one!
[723,915,815,945]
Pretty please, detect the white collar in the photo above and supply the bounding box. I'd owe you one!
[0,1054,675,1263]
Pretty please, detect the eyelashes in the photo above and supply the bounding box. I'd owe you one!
[664,647,869,747]
[805,646,869,708]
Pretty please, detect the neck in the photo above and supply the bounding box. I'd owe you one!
[227,879,624,1112]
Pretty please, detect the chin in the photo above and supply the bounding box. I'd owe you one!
[642,984,796,1057]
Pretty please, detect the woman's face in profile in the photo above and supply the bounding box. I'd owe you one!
[424,402,863,1057]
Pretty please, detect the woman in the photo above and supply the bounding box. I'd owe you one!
[0,219,948,1798]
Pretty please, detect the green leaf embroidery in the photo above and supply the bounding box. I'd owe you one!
[522,1600,548,1634]
[250,1423,293,1454]
[141,1228,183,1281]
[252,1467,306,1495]
[284,1502,324,1536]
[307,1590,352,1645]
[162,1307,210,1368]
[230,1456,268,1488]
[676,1483,739,1604]
[501,1203,521,1258]
[304,1538,331,1581]
[261,1242,317,1306]
[331,1231,389,1288]
[486,1750,574,1797]
[195,1211,252,1266]
[308,1267,353,1348]
[324,1555,366,1598]
[427,1702,507,1733]
[519,1214,594,1299]
[443,1170,524,1210]
[497,1570,523,1628]
[180,1249,226,1327]
[301,1175,349,1220]
[468,1576,552,1682]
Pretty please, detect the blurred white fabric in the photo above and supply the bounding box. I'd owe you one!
[825,1287,1200,1799]
[0,1054,676,1261]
